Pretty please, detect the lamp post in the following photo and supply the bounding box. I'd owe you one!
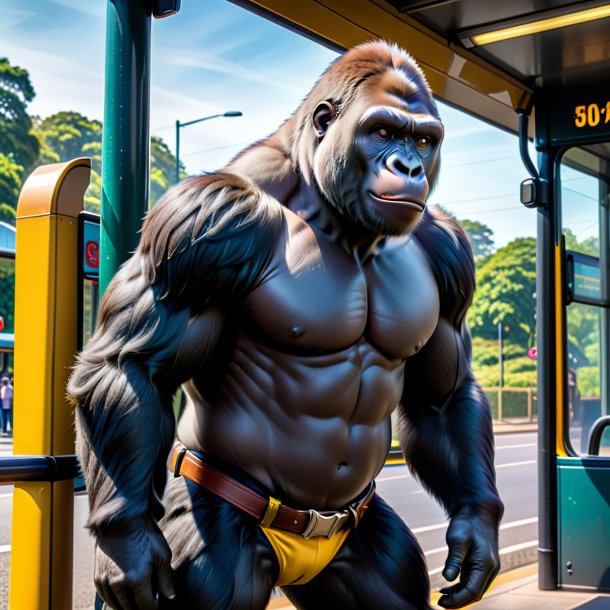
[175,110,242,183]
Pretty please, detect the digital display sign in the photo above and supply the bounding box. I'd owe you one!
[566,250,602,305]
[550,92,610,145]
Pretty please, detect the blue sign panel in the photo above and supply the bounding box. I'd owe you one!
[81,215,100,281]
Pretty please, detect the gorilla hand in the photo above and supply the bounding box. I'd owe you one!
[438,505,501,609]
[94,520,175,610]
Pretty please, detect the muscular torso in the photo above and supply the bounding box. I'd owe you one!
[177,209,440,509]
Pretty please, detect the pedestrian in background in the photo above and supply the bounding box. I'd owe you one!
[0,376,13,436]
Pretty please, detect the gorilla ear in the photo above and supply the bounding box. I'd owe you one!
[313,101,336,140]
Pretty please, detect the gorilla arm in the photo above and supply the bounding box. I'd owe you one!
[68,174,282,609]
[398,209,503,609]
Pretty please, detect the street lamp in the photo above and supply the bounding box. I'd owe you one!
[175,111,243,183]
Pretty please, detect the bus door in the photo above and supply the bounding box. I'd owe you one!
[532,88,610,591]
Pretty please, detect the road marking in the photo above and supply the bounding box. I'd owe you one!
[496,460,536,469]
[499,540,537,554]
[427,541,538,576]
[500,516,538,529]
[377,472,409,482]
[0,545,10,554]
[496,443,536,450]
[413,516,538,535]
[380,458,536,481]
[412,522,447,534]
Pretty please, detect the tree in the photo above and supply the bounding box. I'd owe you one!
[468,237,537,348]
[0,153,22,224]
[0,58,40,209]
[433,205,495,260]
[0,258,15,333]
[35,114,177,212]
[34,112,103,213]
[563,227,598,257]
[460,218,495,260]
[150,136,177,206]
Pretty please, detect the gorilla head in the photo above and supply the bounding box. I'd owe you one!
[295,40,443,237]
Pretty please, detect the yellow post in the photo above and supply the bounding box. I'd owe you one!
[10,159,91,610]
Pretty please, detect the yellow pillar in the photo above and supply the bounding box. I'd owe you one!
[10,159,91,610]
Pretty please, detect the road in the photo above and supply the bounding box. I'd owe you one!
[0,432,537,609]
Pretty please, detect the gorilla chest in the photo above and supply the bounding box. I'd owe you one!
[243,233,440,358]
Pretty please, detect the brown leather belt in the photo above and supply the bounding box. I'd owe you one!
[170,443,375,539]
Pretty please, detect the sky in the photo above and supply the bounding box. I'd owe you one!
[0,0,545,249]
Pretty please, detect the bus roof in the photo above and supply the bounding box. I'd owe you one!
[234,1,610,133]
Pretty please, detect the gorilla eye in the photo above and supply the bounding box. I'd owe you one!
[373,126,391,140]
[414,136,432,150]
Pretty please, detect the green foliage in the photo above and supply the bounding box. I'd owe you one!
[0,259,15,333]
[0,153,22,221]
[566,303,599,368]
[34,114,176,212]
[34,112,102,172]
[471,337,536,388]
[150,136,177,206]
[0,58,39,185]
[563,227,599,256]
[0,204,16,225]
[34,112,103,213]
[576,366,600,398]
[468,237,537,347]
[460,218,495,261]
[433,205,495,261]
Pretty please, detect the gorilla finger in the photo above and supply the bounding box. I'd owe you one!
[97,584,124,610]
[461,565,496,600]
[115,587,138,610]
[442,542,469,582]
[131,580,158,610]
[155,563,176,601]
[437,584,478,609]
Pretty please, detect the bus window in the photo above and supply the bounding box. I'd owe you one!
[0,255,15,376]
[565,303,601,454]
[560,147,609,455]
[561,151,600,259]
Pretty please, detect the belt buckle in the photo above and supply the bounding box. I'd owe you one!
[302,509,349,539]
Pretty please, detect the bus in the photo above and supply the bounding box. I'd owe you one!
[2,1,610,607]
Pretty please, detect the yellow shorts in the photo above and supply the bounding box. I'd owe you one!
[260,525,351,586]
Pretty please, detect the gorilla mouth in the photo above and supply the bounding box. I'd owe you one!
[367,192,425,231]
[368,192,425,211]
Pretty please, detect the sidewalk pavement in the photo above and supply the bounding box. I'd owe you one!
[493,418,537,435]
[266,564,610,609]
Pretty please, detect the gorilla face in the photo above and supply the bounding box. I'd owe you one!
[312,92,443,238]
[356,100,443,235]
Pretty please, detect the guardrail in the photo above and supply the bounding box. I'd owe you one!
[0,455,79,484]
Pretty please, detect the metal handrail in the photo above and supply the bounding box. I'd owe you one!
[587,416,610,456]
[0,454,79,484]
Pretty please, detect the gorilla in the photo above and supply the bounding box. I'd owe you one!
[69,39,503,610]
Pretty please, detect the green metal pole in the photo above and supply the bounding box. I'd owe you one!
[100,0,152,296]
[534,96,559,591]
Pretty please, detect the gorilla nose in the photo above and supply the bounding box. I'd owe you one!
[387,152,424,178]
